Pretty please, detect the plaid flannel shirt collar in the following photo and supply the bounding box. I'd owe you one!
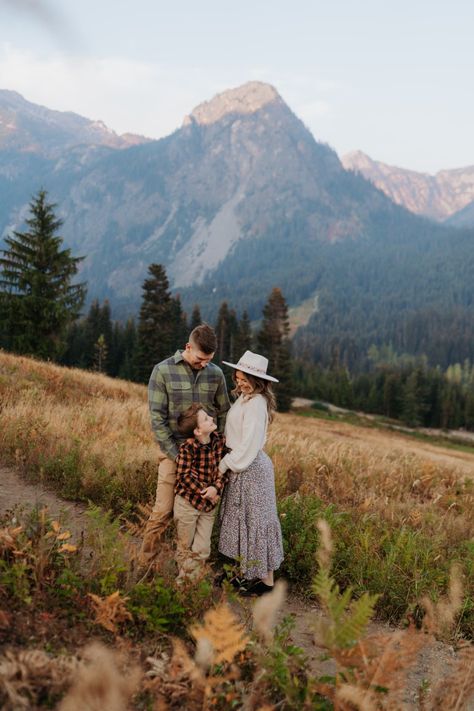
[173,350,185,364]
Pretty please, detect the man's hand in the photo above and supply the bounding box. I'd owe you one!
[201,486,219,504]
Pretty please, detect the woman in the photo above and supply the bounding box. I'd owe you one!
[217,350,284,596]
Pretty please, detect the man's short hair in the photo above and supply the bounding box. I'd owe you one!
[177,403,204,437]
[189,323,217,355]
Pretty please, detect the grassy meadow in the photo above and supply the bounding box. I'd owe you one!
[1,350,474,709]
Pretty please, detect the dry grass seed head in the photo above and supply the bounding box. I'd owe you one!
[316,518,333,570]
[421,563,464,639]
[58,642,141,711]
[252,579,287,645]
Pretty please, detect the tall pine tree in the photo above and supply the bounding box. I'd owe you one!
[234,310,253,358]
[189,304,202,331]
[0,190,86,359]
[257,288,293,411]
[136,264,180,381]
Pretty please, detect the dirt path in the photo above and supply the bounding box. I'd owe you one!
[2,465,472,709]
[0,466,89,540]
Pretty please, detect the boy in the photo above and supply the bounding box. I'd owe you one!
[173,403,228,581]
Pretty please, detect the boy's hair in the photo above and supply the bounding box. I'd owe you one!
[177,403,205,437]
[189,323,217,355]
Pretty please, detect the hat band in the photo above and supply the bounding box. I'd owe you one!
[237,360,267,375]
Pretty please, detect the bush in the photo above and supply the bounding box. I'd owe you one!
[127,579,185,633]
[278,494,343,586]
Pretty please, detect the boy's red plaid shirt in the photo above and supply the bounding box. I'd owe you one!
[175,431,228,511]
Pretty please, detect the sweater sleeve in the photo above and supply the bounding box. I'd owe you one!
[218,396,267,473]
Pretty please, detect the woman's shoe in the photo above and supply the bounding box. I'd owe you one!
[214,572,248,590]
[239,580,274,597]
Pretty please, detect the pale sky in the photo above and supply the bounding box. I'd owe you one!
[1,0,473,173]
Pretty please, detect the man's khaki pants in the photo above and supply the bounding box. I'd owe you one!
[173,495,215,581]
[140,456,177,563]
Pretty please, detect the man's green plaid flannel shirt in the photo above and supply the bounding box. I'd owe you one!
[148,350,230,460]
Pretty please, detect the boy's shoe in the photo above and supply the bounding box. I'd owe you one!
[239,580,274,597]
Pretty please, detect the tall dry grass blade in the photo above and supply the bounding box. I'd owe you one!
[316,518,333,570]
[422,562,465,639]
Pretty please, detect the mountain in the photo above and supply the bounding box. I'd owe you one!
[1,83,474,371]
[341,150,474,223]
[0,89,149,158]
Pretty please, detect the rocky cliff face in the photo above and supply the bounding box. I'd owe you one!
[342,150,474,222]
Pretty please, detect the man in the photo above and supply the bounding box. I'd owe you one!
[140,323,230,563]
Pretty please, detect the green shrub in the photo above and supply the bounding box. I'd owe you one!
[127,579,185,633]
[278,494,343,586]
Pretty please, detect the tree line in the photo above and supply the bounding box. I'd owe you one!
[0,191,293,411]
[293,350,474,431]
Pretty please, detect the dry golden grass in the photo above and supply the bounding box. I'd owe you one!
[2,350,473,521]
[0,350,159,507]
[268,419,474,542]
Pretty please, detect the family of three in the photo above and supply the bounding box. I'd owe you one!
[139,323,284,596]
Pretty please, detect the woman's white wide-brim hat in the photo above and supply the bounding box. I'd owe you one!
[222,350,279,382]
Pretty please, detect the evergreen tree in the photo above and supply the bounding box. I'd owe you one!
[136,264,178,381]
[401,370,425,426]
[190,304,202,331]
[83,300,104,369]
[234,310,253,358]
[215,302,239,364]
[118,318,139,381]
[171,294,188,350]
[0,190,86,359]
[61,319,87,368]
[256,288,293,411]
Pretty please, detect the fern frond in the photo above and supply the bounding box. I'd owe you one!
[189,602,249,665]
[334,593,379,649]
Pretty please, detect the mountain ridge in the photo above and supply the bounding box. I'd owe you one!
[0,89,150,157]
[341,150,474,223]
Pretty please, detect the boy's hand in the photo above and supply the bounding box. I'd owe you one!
[201,486,219,503]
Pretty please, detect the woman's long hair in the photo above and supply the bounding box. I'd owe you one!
[231,371,277,423]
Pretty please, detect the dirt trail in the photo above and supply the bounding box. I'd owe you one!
[0,466,89,540]
[2,465,472,708]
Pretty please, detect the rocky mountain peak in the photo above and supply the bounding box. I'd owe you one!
[183,81,281,127]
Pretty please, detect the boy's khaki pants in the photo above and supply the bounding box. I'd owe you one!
[139,456,177,563]
[173,495,215,580]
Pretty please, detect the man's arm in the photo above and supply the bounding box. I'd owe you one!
[215,371,231,433]
[148,365,178,460]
